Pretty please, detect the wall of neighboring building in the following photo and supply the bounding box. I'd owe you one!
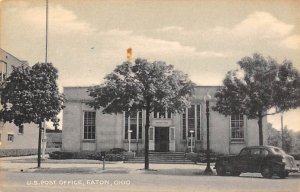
[0,48,28,76]
[0,123,39,149]
[0,48,38,150]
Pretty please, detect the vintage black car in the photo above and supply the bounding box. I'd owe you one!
[214,146,299,178]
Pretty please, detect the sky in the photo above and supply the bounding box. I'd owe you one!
[0,0,299,132]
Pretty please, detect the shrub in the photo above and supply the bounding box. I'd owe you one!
[49,148,127,161]
[185,151,223,163]
[0,148,59,157]
[48,151,73,159]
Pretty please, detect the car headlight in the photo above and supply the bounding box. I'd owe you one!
[282,158,286,163]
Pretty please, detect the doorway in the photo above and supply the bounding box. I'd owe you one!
[155,127,169,152]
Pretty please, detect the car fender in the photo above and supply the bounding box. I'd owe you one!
[260,155,283,171]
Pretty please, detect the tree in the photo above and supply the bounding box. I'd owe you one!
[213,53,300,145]
[88,58,194,169]
[267,124,281,147]
[282,126,294,153]
[0,63,65,167]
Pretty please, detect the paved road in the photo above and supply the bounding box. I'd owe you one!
[0,159,299,192]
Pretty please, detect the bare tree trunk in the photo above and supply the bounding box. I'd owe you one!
[144,107,150,170]
[258,112,263,146]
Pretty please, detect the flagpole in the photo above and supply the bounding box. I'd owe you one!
[41,0,49,160]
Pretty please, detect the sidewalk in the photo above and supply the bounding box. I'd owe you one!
[0,155,213,176]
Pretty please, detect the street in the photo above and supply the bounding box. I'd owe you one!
[0,157,299,192]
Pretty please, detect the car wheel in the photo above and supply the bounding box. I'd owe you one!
[216,165,226,176]
[261,166,273,178]
[278,171,289,179]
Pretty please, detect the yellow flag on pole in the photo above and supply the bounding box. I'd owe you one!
[127,48,132,61]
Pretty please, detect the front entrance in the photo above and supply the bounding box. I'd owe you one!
[155,127,169,152]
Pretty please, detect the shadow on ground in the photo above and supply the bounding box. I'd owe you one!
[138,168,216,176]
[23,167,130,174]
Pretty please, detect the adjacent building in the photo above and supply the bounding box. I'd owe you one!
[0,48,39,151]
[62,86,268,154]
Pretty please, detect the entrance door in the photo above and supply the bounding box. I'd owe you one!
[155,127,169,152]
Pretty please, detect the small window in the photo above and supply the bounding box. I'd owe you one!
[149,127,154,140]
[167,112,172,119]
[251,148,260,155]
[239,148,250,156]
[153,111,171,119]
[8,134,14,142]
[18,125,24,134]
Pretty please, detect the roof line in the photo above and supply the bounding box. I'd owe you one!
[0,48,29,66]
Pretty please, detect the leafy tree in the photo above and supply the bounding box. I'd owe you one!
[282,126,294,153]
[0,63,65,167]
[88,58,194,169]
[266,124,300,154]
[267,124,281,147]
[213,53,300,145]
[292,131,300,153]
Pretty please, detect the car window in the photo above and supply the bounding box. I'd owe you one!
[239,148,250,156]
[260,149,269,156]
[251,148,260,155]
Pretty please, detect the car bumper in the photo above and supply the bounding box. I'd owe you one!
[284,166,299,173]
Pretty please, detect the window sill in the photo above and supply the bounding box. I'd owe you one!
[82,139,96,143]
[123,139,143,143]
[181,139,201,143]
[230,139,245,144]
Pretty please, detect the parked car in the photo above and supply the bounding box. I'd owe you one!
[214,146,299,178]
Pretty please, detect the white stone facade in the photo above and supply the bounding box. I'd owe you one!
[62,86,268,154]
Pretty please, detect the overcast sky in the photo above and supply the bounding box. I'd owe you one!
[1,0,299,132]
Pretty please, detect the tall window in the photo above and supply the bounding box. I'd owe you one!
[231,114,244,140]
[182,111,187,140]
[182,105,201,140]
[83,111,96,140]
[124,111,142,140]
[196,105,201,140]
[138,111,142,139]
[187,106,195,137]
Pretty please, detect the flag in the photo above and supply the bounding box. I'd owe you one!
[127,48,132,60]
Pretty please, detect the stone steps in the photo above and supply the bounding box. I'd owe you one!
[125,152,194,164]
